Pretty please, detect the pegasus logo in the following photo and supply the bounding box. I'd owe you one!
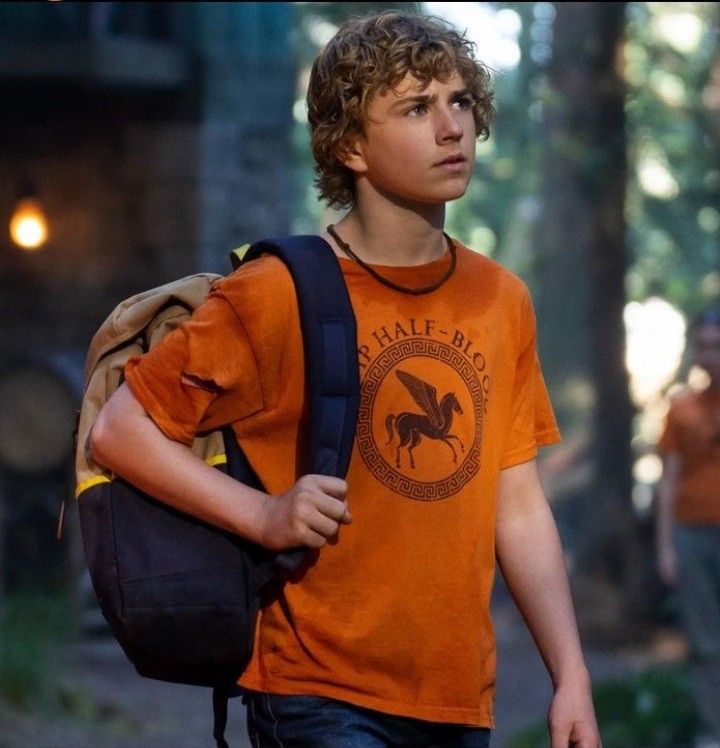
[385,369,465,470]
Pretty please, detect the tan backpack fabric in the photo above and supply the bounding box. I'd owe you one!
[75,273,225,499]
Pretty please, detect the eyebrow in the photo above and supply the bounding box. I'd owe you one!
[391,88,473,110]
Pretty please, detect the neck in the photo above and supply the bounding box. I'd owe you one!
[327,183,448,266]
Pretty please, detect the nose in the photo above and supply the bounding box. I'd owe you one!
[436,106,463,143]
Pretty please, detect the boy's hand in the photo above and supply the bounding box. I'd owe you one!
[259,475,351,550]
[548,675,602,748]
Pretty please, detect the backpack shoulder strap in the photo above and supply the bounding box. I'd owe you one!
[231,235,359,481]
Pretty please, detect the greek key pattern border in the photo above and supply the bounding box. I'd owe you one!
[357,338,483,501]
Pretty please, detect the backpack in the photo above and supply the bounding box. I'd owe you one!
[73,236,359,747]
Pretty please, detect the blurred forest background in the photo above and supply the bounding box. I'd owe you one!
[0,2,718,746]
[294,1,720,641]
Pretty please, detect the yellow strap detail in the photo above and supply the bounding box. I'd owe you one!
[230,243,252,269]
[75,454,228,498]
[75,474,111,498]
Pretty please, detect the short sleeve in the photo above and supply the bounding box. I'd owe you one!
[501,288,560,469]
[124,291,263,446]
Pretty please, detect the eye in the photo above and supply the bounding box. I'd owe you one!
[452,95,476,111]
[406,102,428,116]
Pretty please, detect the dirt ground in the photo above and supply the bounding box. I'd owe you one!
[1,590,685,748]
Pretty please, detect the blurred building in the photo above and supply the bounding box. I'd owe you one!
[0,2,296,590]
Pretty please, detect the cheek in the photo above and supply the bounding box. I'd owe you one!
[461,125,477,153]
[382,130,425,163]
[366,133,424,179]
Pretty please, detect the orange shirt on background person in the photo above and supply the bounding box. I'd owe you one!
[124,240,560,728]
[658,386,720,525]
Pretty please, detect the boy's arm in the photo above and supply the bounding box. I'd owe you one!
[89,383,351,551]
[496,458,601,748]
[655,451,681,586]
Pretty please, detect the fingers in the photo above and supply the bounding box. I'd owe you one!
[302,527,335,549]
[306,507,343,540]
[571,719,602,748]
[314,492,352,524]
[268,474,352,550]
[550,721,570,748]
[548,681,601,748]
[291,504,345,549]
[550,719,600,748]
[295,475,351,523]
[302,474,349,501]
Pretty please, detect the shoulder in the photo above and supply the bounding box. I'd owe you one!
[200,254,300,343]
[453,240,531,302]
[451,241,538,361]
[208,254,298,323]
[661,386,712,434]
[452,240,534,341]
[213,254,295,308]
[665,385,700,414]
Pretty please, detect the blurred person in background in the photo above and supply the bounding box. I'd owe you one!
[656,306,720,748]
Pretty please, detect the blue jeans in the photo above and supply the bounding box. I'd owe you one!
[244,693,492,748]
[674,525,720,739]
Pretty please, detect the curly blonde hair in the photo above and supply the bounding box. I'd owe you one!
[307,10,495,209]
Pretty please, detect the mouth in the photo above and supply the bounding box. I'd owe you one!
[434,154,467,167]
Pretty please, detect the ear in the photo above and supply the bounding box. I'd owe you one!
[335,134,368,174]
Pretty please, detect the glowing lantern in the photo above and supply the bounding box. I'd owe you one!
[9,196,49,251]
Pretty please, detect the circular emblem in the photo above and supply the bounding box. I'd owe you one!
[357,338,483,500]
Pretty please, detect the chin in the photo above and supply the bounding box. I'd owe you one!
[434,185,470,202]
[411,182,471,204]
[380,182,470,207]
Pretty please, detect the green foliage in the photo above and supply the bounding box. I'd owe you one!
[0,593,74,712]
[507,665,700,748]
[625,2,720,316]
[0,594,138,742]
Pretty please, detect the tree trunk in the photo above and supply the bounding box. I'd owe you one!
[533,2,649,640]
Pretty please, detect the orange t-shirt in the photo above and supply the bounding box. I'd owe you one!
[125,240,560,727]
[658,387,720,524]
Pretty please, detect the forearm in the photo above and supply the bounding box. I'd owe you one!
[654,452,681,586]
[496,462,589,690]
[655,453,680,548]
[89,383,269,543]
[655,483,675,550]
[497,503,587,688]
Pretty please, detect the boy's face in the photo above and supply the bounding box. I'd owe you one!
[343,69,476,205]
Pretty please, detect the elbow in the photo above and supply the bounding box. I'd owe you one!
[88,384,155,472]
[88,405,117,470]
[89,386,137,470]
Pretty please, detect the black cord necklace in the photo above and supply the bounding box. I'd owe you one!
[326,224,457,296]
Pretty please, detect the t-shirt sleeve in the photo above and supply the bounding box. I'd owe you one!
[124,290,263,446]
[501,287,561,469]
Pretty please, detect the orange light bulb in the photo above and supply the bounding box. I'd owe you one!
[9,197,48,251]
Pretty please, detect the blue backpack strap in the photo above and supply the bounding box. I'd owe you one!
[232,235,359,479]
[230,235,359,572]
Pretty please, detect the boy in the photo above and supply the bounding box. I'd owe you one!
[91,10,600,747]
[656,308,720,748]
